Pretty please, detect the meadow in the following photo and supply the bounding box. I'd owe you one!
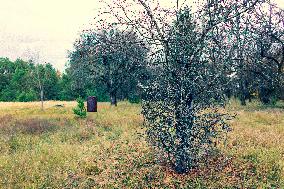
[0,100,283,188]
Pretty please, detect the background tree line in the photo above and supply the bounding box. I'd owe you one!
[0,57,108,102]
[0,51,144,103]
[0,57,59,102]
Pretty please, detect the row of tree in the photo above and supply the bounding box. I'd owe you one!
[0,55,144,104]
[0,58,58,102]
[0,55,145,103]
[0,57,108,102]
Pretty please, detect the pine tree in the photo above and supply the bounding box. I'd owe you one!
[73,97,87,118]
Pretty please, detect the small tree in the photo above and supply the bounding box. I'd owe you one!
[96,0,263,173]
[141,7,233,173]
[73,97,87,118]
[24,49,46,110]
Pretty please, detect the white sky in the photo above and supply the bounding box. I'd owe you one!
[0,0,101,71]
[0,0,283,71]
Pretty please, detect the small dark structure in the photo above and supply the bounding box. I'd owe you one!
[87,96,97,112]
[54,104,64,107]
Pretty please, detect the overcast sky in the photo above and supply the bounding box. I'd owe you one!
[0,0,101,71]
[0,0,283,71]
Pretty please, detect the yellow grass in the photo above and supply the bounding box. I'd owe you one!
[0,100,283,188]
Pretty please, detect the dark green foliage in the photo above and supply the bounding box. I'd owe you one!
[128,93,141,104]
[58,70,75,101]
[0,58,61,102]
[0,58,14,93]
[73,97,87,118]
[0,58,38,101]
[17,90,38,102]
[35,63,59,100]
[0,57,113,102]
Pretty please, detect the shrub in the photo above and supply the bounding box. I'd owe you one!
[73,97,87,118]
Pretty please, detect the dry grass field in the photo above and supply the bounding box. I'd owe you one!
[0,100,283,188]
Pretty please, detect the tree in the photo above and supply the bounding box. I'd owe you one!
[34,63,60,101]
[0,58,15,101]
[26,51,46,110]
[69,29,148,106]
[2,59,37,102]
[252,2,284,104]
[96,0,264,173]
[223,1,284,105]
[141,6,234,173]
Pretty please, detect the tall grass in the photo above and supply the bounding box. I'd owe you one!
[0,100,283,188]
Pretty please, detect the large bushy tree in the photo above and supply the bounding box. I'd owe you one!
[95,0,269,173]
[69,29,148,105]
[142,8,233,173]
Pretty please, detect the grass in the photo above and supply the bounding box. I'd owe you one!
[0,100,283,188]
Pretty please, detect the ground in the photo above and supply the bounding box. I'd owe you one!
[0,100,283,188]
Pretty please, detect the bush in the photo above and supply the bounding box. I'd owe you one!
[73,97,87,118]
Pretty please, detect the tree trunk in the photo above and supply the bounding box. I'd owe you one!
[110,92,117,106]
[259,86,272,104]
[174,93,193,174]
[248,94,252,102]
[239,81,246,106]
[40,89,44,110]
[240,94,246,106]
